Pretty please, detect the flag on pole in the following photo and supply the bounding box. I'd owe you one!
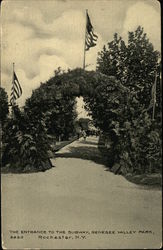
[10,71,22,105]
[85,12,98,51]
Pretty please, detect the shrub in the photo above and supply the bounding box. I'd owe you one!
[2,106,52,172]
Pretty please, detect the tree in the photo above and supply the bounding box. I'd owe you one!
[97,33,127,82]
[96,27,162,174]
[97,26,160,108]
[0,87,9,165]
[84,74,127,167]
[0,87,9,123]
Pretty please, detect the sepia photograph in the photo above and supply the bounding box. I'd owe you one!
[0,0,162,249]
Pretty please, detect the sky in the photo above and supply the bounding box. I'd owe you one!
[1,0,161,108]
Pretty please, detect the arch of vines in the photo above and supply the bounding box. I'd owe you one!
[2,68,161,174]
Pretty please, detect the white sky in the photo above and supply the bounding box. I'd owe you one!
[1,0,161,109]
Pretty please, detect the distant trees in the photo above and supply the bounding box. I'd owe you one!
[77,118,91,131]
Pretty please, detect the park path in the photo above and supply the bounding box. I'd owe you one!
[1,136,162,249]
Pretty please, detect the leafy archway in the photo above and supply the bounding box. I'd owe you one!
[20,68,128,171]
[2,68,161,175]
[24,68,126,139]
[3,68,125,172]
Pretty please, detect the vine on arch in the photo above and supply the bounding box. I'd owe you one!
[2,68,162,174]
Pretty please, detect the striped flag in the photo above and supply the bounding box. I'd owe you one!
[85,12,98,51]
[10,71,22,105]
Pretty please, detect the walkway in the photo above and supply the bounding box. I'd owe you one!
[1,136,162,249]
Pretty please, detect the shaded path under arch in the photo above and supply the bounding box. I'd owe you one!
[55,136,109,167]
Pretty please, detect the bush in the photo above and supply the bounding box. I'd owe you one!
[2,106,52,172]
[97,91,162,175]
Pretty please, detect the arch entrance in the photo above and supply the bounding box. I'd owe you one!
[24,68,125,166]
[27,68,122,134]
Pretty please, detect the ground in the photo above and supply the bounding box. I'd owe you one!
[1,136,162,249]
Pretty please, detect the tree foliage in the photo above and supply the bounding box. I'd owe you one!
[97,26,160,107]
[0,87,9,123]
[2,105,52,172]
[24,68,78,140]
[96,26,162,174]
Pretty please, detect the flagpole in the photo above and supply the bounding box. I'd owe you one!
[11,62,15,118]
[12,62,15,107]
[83,9,87,70]
[152,70,157,121]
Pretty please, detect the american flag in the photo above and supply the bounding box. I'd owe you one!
[10,71,22,105]
[85,12,98,51]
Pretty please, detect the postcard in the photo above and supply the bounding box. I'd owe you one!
[1,0,162,249]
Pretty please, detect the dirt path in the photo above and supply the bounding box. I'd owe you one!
[1,136,162,249]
